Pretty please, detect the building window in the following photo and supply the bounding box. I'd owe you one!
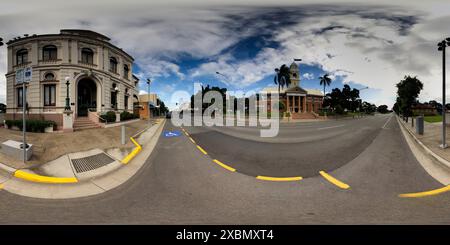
[81,48,94,64]
[16,49,28,65]
[111,91,117,109]
[123,64,129,79]
[42,45,57,61]
[109,57,118,73]
[17,87,24,107]
[44,84,56,106]
[124,95,129,109]
[44,73,55,81]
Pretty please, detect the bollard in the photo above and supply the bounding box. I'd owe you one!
[412,116,414,127]
[416,116,424,135]
[121,125,126,145]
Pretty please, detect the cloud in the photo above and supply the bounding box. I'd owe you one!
[0,1,449,108]
[302,72,314,80]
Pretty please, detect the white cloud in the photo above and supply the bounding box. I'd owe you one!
[302,72,314,80]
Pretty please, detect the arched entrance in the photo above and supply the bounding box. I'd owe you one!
[77,78,97,116]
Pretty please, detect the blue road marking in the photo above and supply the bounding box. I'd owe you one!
[163,130,182,138]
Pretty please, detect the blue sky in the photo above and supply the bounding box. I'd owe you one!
[1,0,449,109]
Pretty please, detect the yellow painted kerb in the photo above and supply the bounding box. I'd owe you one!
[399,185,450,198]
[319,171,350,189]
[122,137,143,164]
[196,145,208,155]
[14,170,78,184]
[213,159,236,172]
[256,176,303,182]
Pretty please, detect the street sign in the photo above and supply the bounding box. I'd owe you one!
[163,130,181,138]
[15,67,32,84]
[24,67,32,82]
[15,69,24,84]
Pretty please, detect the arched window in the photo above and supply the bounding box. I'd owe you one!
[81,48,94,64]
[42,45,57,61]
[44,73,55,81]
[16,49,28,65]
[109,57,118,73]
[123,64,129,78]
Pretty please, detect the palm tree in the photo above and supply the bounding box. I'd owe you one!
[319,74,332,99]
[274,64,291,94]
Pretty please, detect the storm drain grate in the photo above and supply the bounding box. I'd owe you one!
[71,153,116,173]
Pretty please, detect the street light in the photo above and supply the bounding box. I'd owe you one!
[0,37,4,46]
[64,76,71,111]
[146,78,151,121]
[358,87,369,117]
[437,37,450,149]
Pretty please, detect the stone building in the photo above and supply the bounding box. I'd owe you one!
[260,62,324,119]
[4,29,139,130]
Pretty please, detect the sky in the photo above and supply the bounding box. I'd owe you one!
[1,0,450,110]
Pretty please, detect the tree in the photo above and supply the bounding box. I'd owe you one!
[322,84,361,114]
[395,75,423,117]
[274,64,291,94]
[319,74,332,99]
[377,105,389,114]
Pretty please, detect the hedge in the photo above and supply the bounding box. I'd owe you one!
[100,111,117,123]
[120,111,139,121]
[5,119,55,133]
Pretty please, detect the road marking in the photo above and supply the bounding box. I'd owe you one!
[399,185,450,198]
[256,176,303,182]
[189,137,196,144]
[317,125,344,130]
[0,183,3,190]
[196,145,208,155]
[382,114,393,129]
[184,131,190,136]
[319,171,350,189]
[213,159,236,172]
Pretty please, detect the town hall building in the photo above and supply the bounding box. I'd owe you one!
[260,62,324,119]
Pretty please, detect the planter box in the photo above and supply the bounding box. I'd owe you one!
[45,126,54,133]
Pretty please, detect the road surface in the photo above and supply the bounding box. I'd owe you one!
[0,114,449,224]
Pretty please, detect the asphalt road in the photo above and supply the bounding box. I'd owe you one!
[0,114,449,224]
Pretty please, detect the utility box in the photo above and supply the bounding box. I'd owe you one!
[416,116,424,135]
[0,140,33,161]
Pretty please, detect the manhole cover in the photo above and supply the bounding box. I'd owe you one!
[71,153,116,173]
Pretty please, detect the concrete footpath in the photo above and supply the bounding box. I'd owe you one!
[0,119,165,199]
[397,116,450,185]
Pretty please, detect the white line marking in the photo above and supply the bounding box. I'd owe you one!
[317,125,344,130]
[382,114,393,129]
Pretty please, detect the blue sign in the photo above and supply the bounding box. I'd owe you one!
[164,130,182,138]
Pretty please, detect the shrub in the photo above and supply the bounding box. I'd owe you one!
[5,119,55,133]
[100,111,117,123]
[120,111,138,121]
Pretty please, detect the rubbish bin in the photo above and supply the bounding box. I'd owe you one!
[416,116,424,135]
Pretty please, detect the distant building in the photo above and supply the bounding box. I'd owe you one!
[259,62,324,119]
[138,94,159,119]
[4,29,139,129]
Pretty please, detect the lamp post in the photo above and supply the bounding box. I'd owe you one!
[438,37,450,149]
[147,78,151,121]
[64,76,71,111]
[358,87,369,117]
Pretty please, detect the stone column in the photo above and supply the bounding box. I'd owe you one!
[286,95,290,113]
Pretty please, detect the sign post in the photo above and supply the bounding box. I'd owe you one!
[19,67,32,162]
